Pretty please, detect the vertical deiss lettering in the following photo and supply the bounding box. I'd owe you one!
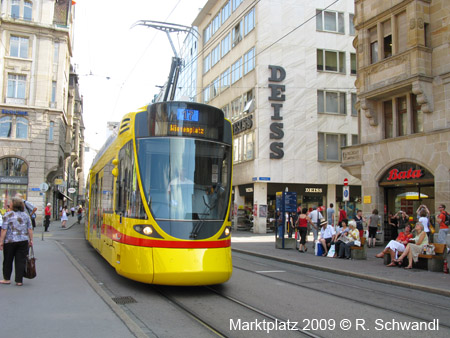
[268,65,286,159]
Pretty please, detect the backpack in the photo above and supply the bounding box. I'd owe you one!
[444,212,450,226]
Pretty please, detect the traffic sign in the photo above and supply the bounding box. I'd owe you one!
[39,183,49,192]
[343,178,349,186]
[343,186,350,202]
[68,188,76,194]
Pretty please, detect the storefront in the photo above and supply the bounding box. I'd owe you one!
[379,162,435,239]
[0,157,29,213]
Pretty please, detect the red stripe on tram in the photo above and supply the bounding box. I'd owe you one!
[103,225,231,249]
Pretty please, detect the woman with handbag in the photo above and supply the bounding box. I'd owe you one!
[394,222,428,269]
[0,197,33,286]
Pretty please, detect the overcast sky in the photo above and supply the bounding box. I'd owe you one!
[72,0,207,172]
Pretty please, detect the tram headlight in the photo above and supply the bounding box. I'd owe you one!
[142,226,153,235]
[218,226,232,239]
[133,224,162,238]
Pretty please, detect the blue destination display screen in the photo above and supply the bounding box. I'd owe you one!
[177,108,199,122]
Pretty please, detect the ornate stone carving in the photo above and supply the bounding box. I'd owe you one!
[417,18,424,29]
[412,80,433,113]
[410,18,416,29]
[360,97,378,126]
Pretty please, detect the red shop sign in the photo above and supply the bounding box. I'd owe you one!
[387,168,423,181]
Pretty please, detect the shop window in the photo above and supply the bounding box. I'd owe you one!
[383,20,392,59]
[412,94,423,134]
[0,157,28,177]
[317,49,345,73]
[316,9,344,33]
[317,90,346,115]
[384,100,393,139]
[318,133,347,162]
[397,96,407,137]
[369,26,378,64]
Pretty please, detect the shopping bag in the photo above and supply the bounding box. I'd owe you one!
[354,240,361,247]
[315,241,323,256]
[24,246,37,279]
[327,244,335,257]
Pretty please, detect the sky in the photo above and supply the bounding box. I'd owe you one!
[72,0,207,173]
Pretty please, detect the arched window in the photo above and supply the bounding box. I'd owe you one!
[16,117,28,139]
[0,157,28,177]
[0,117,12,138]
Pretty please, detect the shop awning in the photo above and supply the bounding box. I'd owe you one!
[397,192,429,200]
[57,191,73,201]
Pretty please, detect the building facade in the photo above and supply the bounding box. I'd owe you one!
[342,0,450,237]
[192,0,360,233]
[0,0,84,221]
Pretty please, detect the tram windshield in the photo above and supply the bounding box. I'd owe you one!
[137,138,231,223]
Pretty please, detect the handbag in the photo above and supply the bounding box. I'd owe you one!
[327,244,336,257]
[429,224,435,234]
[24,246,37,279]
[424,244,435,255]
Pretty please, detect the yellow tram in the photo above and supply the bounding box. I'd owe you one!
[85,102,233,285]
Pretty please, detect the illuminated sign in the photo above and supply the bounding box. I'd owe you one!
[177,108,199,122]
[387,168,423,181]
[169,124,205,136]
[305,188,322,193]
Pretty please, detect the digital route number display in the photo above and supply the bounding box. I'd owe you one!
[177,108,199,122]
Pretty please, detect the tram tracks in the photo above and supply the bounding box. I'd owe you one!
[232,256,450,329]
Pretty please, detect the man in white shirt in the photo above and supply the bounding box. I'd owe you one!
[309,206,323,248]
[319,219,336,256]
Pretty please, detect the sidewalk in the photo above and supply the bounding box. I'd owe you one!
[0,216,142,338]
[231,231,450,297]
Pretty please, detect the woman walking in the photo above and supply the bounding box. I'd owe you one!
[368,209,381,248]
[61,206,68,228]
[0,197,33,286]
[297,208,310,253]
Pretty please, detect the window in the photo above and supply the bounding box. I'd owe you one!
[352,134,359,145]
[369,27,378,64]
[317,49,345,73]
[231,96,242,120]
[397,12,407,53]
[243,132,254,161]
[233,137,241,163]
[232,21,243,47]
[412,94,423,134]
[16,117,28,139]
[203,85,210,103]
[24,1,32,21]
[211,44,220,67]
[203,53,210,74]
[51,81,57,103]
[351,93,358,116]
[7,74,26,99]
[211,77,220,98]
[318,133,347,161]
[244,47,255,74]
[244,8,255,35]
[424,22,431,48]
[0,117,13,138]
[350,53,357,75]
[222,1,231,24]
[220,68,230,90]
[11,0,20,18]
[212,14,220,35]
[53,41,60,64]
[383,20,392,59]
[397,96,407,137]
[10,36,29,58]
[384,100,393,139]
[317,90,346,114]
[233,0,243,11]
[316,9,344,33]
[222,104,230,120]
[221,33,231,57]
[349,14,355,35]
[203,24,211,45]
[49,121,54,141]
[231,58,242,84]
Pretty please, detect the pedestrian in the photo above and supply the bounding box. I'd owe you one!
[44,203,51,232]
[17,195,37,230]
[436,204,449,244]
[0,197,33,286]
[297,208,310,253]
[338,205,347,227]
[327,203,335,227]
[388,211,399,240]
[61,206,68,228]
[309,206,323,248]
[396,210,409,232]
[77,205,83,224]
[71,206,75,217]
[367,209,381,248]
[354,209,366,239]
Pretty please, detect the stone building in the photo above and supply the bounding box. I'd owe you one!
[342,0,450,236]
[191,0,360,232]
[0,0,84,221]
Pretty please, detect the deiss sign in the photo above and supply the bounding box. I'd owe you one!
[268,65,286,159]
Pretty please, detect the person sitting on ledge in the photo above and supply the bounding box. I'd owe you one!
[338,220,360,259]
[394,223,428,269]
[319,219,335,256]
[375,224,412,266]
[331,219,349,258]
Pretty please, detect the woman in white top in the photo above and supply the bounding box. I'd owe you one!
[61,206,68,228]
[417,205,431,240]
